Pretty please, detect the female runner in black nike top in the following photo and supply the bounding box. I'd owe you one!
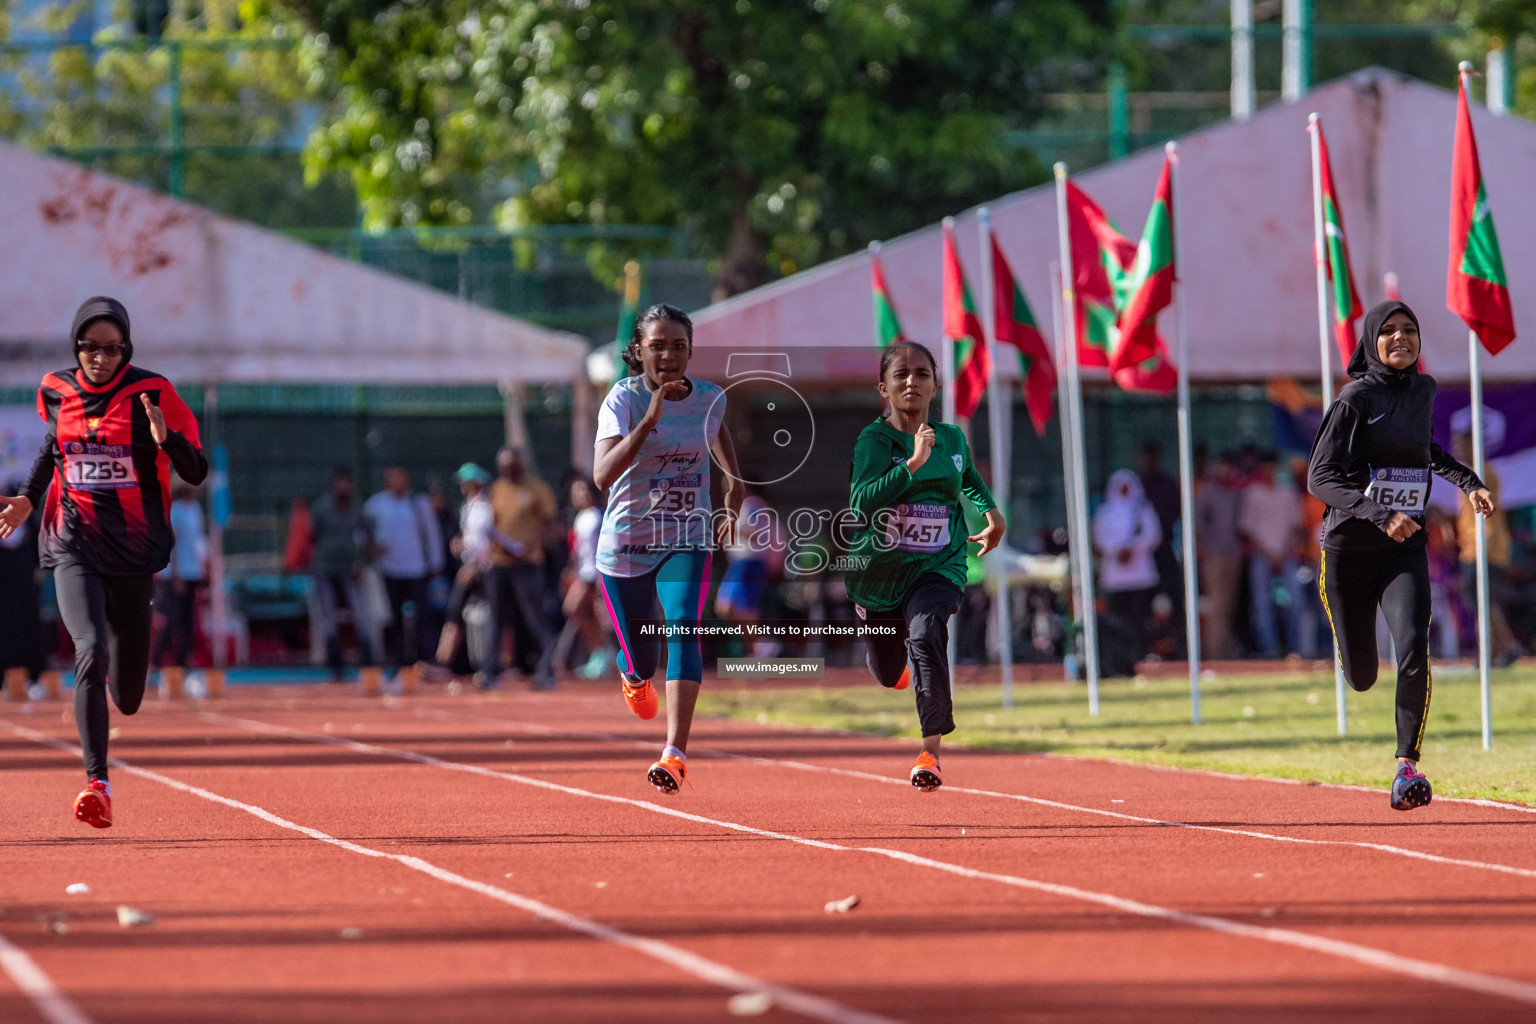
[0,297,208,829]
[1307,300,1493,810]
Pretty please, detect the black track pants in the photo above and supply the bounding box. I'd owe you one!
[1319,545,1433,762]
[862,574,965,738]
[53,564,155,781]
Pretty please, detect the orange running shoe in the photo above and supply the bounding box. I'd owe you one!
[648,755,688,794]
[621,677,658,720]
[74,778,112,829]
[909,751,942,791]
[893,665,911,690]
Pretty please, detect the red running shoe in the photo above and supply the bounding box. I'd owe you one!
[910,751,942,791]
[74,778,112,829]
[648,755,688,794]
[892,665,911,691]
[622,677,658,720]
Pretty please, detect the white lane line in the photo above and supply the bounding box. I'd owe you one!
[694,706,1536,816]
[0,721,896,1024]
[408,706,1536,882]
[0,934,94,1024]
[211,712,1536,1008]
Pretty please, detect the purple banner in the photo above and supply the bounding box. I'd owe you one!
[1432,381,1536,457]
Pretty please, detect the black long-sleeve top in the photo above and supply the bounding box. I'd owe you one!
[1307,373,1482,553]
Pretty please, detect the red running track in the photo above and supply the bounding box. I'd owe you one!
[3,681,1536,1023]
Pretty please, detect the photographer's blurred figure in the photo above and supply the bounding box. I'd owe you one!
[436,463,493,674]
[151,481,207,674]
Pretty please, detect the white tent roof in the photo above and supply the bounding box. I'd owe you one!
[0,141,588,386]
[691,69,1536,384]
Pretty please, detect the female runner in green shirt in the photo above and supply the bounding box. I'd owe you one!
[846,341,1005,789]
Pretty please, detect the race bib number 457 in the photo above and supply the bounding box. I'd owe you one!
[1365,467,1429,515]
[63,441,137,491]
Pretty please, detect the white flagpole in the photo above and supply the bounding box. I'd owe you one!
[1308,112,1349,736]
[1457,61,1495,750]
[1470,332,1494,749]
[978,208,1015,709]
[941,218,960,691]
[1054,164,1102,715]
[1049,260,1087,686]
[1166,143,1203,724]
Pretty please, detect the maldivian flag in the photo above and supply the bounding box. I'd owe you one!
[942,221,991,420]
[1314,122,1363,363]
[611,259,642,388]
[1448,73,1516,355]
[1064,179,1177,394]
[989,237,1056,436]
[1113,154,1174,374]
[871,249,906,348]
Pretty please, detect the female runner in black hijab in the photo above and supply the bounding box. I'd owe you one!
[1308,300,1494,810]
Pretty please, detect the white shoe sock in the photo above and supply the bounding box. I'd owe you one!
[662,745,686,762]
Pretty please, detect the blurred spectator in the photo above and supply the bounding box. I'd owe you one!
[552,476,611,678]
[0,477,45,690]
[482,446,558,691]
[1239,452,1302,658]
[437,463,493,676]
[1292,454,1327,660]
[1453,433,1523,666]
[1425,507,1463,659]
[151,481,208,670]
[310,468,377,680]
[1195,452,1243,659]
[366,464,446,674]
[1093,469,1162,675]
[283,497,313,572]
[716,487,781,657]
[1136,441,1184,622]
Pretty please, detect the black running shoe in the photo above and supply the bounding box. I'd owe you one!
[1390,762,1432,810]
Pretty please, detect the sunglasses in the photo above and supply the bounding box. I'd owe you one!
[78,343,126,357]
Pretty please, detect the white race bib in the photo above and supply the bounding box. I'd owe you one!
[646,473,703,517]
[1365,467,1429,516]
[886,503,951,553]
[62,441,137,491]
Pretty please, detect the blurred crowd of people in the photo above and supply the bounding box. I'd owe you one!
[1091,439,1532,675]
[5,434,1531,692]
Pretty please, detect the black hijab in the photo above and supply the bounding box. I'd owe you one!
[71,296,133,364]
[1346,300,1419,389]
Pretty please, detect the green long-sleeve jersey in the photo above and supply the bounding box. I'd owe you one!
[845,417,996,613]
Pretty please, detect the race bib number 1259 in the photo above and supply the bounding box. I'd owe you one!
[63,442,137,491]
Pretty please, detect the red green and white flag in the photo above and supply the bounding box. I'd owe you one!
[1063,179,1177,394]
[942,221,991,420]
[1448,72,1516,355]
[870,249,906,348]
[1314,122,1363,363]
[1113,155,1174,374]
[990,237,1056,436]
[611,260,642,389]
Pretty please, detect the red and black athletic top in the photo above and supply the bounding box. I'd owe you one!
[21,364,208,576]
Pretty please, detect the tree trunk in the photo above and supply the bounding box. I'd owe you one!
[713,204,770,302]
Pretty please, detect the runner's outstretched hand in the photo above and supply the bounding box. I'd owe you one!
[969,509,1007,557]
[1469,488,1496,516]
[0,495,32,540]
[906,425,936,473]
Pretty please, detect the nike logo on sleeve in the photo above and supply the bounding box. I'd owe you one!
[1367,413,1387,424]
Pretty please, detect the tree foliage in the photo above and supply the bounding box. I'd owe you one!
[281,0,1116,297]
